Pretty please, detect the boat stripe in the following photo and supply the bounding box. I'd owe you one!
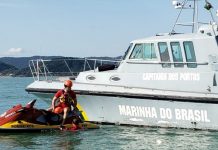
[26,88,218,104]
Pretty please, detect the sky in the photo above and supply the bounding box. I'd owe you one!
[0,0,217,58]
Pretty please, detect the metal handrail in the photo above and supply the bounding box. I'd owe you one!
[29,58,121,81]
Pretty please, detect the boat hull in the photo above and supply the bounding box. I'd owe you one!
[30,92,218,130]
[0,121,99,132]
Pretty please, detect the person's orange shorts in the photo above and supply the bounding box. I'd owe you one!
[57,102,70,109]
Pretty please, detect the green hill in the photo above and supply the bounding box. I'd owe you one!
[0,56,63,69]
[0,61,18,76]
[0,56,121,77]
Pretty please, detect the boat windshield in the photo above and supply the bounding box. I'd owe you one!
[122,43,133,60]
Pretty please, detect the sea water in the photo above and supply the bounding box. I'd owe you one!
[0,77,218,150]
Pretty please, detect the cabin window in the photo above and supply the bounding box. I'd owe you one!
[143,43,157,59]
[158,42,171,68]
[183,41,197,68]
[129,43,157,60]
[130,44,143,59]
[123,43,133,60]
[170,42,184,67]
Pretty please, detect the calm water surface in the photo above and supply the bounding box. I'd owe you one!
[0,77,218,150]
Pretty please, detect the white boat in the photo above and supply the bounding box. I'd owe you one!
[26,0,218,130]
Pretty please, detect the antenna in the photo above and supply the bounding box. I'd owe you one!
[170,0,195,34]
[170,0,217,34]
[204,0,216,23]
[193,0,198,33]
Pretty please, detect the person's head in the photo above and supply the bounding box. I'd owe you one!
[64,80,73,92]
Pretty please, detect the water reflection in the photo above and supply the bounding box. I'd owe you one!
[0,131,82,150]
[76,125,218,150]
[0,125,218,149]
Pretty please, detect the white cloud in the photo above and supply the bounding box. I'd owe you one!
[3,48,24,56]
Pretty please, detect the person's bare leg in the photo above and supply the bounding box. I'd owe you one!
[61,107,69,126]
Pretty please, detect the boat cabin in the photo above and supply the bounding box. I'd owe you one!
[118,24,218,73]
[75,24,218,94]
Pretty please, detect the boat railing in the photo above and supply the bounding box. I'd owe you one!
[29,58,121,81]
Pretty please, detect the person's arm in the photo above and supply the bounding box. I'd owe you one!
[52,96,58,111]
[70,91,77,108]
[51,90,61,111]
[72,98,78,111]
[74,98,77,108]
